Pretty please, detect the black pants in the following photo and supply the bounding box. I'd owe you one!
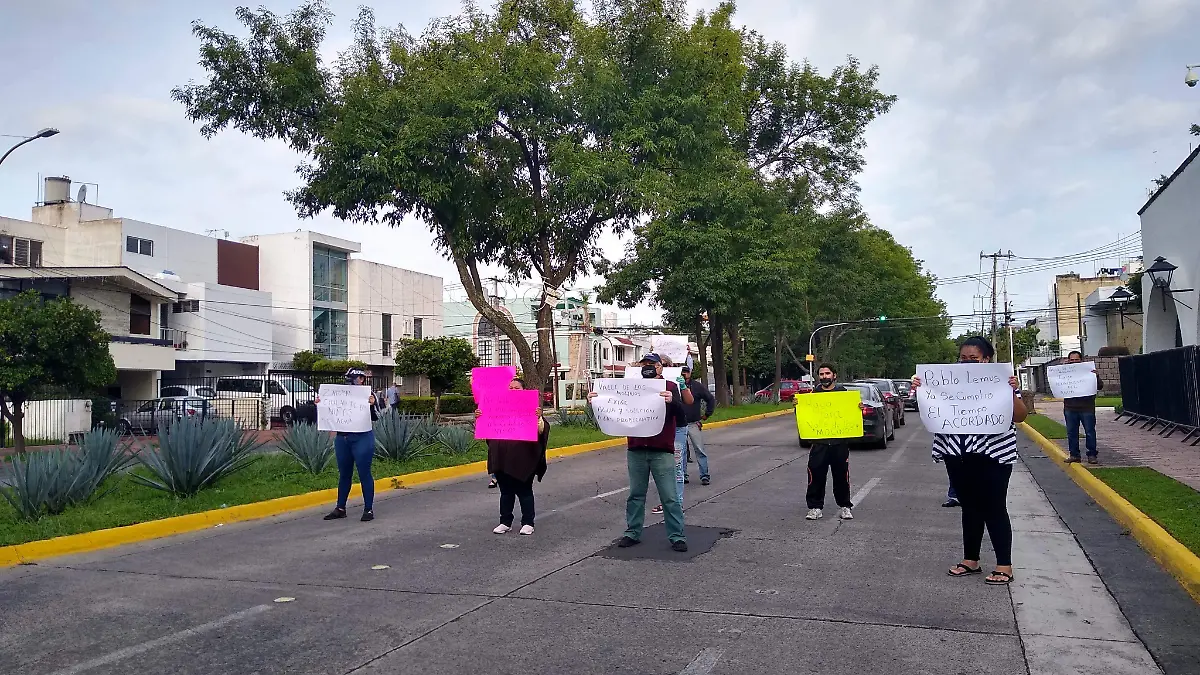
[806,444,852,509]
[943,454,1013,566]
[497,471,535,527]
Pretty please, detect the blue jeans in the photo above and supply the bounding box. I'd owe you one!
[1064,410,1098,458]
[625,450,686,543]
[674,427,688,504]
[335,431,376,510]
[685,422,710,480]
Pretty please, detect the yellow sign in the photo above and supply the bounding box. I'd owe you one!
[805,354,815,362]
[795,391,864,440]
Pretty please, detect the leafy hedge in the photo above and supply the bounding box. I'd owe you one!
[397,395,476,415]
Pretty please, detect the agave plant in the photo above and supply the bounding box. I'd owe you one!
[132,418,264,497]
[277,423,335,474]
[436,425,479,456]
[0,428,133,521]
[373,412,433,462]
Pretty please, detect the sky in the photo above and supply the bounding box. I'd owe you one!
[1,0,1197,334]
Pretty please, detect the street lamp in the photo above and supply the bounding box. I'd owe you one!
[0,128,60,168]
[1145,256,1195,311]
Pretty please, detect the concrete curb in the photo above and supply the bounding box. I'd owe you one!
[0,408,789,568]
[1018,420,1200,604]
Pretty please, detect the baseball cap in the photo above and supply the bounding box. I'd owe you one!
[639,353,662,364]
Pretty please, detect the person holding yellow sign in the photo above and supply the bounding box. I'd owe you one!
[799,363,861,521]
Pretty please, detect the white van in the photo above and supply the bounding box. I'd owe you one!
[211,376,315,424]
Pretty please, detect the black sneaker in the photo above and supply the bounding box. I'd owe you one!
[684,476,690,484]
[671,540,689,553]
[617,536,640,548]
[941,498,960,508]
[1066,456,1082,464]
[323,507,347,520]
[361,509,374,522]
[700,476,710,486]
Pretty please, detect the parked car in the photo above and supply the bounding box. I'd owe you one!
[855,378,905,428]
[160,384,216,399]
[753,379,813,402]
[118,397,211,435]
[797,383,894,449]
[211,376,315,424]
[892,379,918,411]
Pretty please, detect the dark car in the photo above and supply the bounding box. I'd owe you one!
[754,379,813,402]
[797,383,895,450]
[855,378,906,428]
[892,379,918,411]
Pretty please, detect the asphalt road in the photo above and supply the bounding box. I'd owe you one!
[0,415,1179,674]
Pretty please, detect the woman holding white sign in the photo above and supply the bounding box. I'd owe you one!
[321,369,380,522]
[913,337,1027,586]
[480,377,551,535]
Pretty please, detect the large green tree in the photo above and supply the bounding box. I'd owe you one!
[394,336,479,416]
[173,0,743,394]
[0,291,116,452]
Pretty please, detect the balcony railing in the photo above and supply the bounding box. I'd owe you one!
[162,328,188,350]
[108,328,187,350]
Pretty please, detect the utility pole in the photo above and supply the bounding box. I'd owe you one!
[980,250,1015,338]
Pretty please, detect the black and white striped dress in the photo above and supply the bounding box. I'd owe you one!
[930,430,1019,465]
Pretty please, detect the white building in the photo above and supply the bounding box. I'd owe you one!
[1139,146,1200,352]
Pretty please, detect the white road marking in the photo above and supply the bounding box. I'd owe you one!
[48,604,272,675]
[851,477,882,506]
[595,487,631,499]
[548,486,630,514]
[679,647,724,674]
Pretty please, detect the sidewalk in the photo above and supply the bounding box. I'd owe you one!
[1037,405,1200,491]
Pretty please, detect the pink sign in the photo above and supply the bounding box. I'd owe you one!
[471,366,517,399]
[475,389,540,442]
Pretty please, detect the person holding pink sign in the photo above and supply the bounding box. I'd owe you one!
[479,377,550,535]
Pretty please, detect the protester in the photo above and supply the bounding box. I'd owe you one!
[589,353,689,552]
[1063,350,1103,465]
[681,366,717,486]
[913,336,1027,586]
[653,355,694,515]
[322,368,380,522]
[480,377,550,535]
[387,380,401,412]
[805,363,855,521]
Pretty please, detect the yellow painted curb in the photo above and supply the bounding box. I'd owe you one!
[0,408,788,568]
[1019,420,1200,604]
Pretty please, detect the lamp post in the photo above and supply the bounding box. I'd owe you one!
[1146,256,1179,310]
[0,128,59,168]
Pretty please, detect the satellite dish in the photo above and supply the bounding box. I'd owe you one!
[77,184,87,203]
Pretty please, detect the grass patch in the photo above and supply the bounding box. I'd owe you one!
[707,402,791,423]
[1095,396,1123,408]
[1024,413,1067,439]
[1091,467,1200,557]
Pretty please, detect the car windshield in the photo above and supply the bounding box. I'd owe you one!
[892,380,911,393]
[843,384,874,402]
[279,378,312,394]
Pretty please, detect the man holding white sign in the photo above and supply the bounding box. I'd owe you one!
[1051,351,1104,464]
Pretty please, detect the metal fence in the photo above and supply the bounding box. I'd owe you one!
[1117,346,1200,442]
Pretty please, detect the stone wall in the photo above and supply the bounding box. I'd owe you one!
[1092,356,1121,396]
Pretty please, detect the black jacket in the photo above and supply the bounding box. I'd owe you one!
[683,380,717,423]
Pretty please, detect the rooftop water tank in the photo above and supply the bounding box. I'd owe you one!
[44,176,71,204]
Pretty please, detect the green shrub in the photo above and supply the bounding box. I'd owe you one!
[277,423,335,474]
[437,426,479,456]
[555,405,598,429]
[373,412,435,462]
[132,418,265,497]
[397,395,476,415]
[0,428,133,521]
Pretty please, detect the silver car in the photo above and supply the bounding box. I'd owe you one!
[118,397,211,435]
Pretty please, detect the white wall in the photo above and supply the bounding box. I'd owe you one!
[348,259,443,367]
[119,218,219,283]
[244,232,316,365]
[1140,149,1200,352]
[170,282,274,364]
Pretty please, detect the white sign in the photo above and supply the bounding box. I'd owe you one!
[915,363,1014,435]
[652,335,690,364]
[591,378,667,437]
[1047,362,1099,399]
[317,384,373,433]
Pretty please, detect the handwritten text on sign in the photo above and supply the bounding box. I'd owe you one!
[915,363,1013,435]
[317,384,373,433]
[591,378,667,437]
[795,391,864,440]
[1047,362,1099,399]
[475,389,540,442]
[471,366,517,399]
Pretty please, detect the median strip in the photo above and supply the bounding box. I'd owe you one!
[0,408,791,568]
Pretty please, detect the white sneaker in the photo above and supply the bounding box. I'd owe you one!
[839,507,854,520]
[519,525,535,535]
[493,524,511,534]
[805,508,823,520]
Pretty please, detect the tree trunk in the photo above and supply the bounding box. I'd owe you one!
[433,393,441,423]
[726,319,742,405]
[694,312,710,387]
[710,313,728,407]
[1,399,26,454]
[773,330,784,404]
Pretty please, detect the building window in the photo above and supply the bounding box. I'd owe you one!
[313,307,348,359]
[172,300,200,313]
[413,317,424,340]
[1,235,43,267]
[382,313,392,357]
[477,316,496,338]
[477,338,494,367]
[130,294,152,335]
[498,340,512,366]
[313,245,348,304]
[126,236,154,257]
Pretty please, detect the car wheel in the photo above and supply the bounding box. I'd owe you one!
[875,434,888,450]
[281,407,295,425]
[898,412,906,427]
[887,425,896,441]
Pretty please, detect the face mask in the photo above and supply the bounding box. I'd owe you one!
[641,364,659,378]
[819,377,833,386]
